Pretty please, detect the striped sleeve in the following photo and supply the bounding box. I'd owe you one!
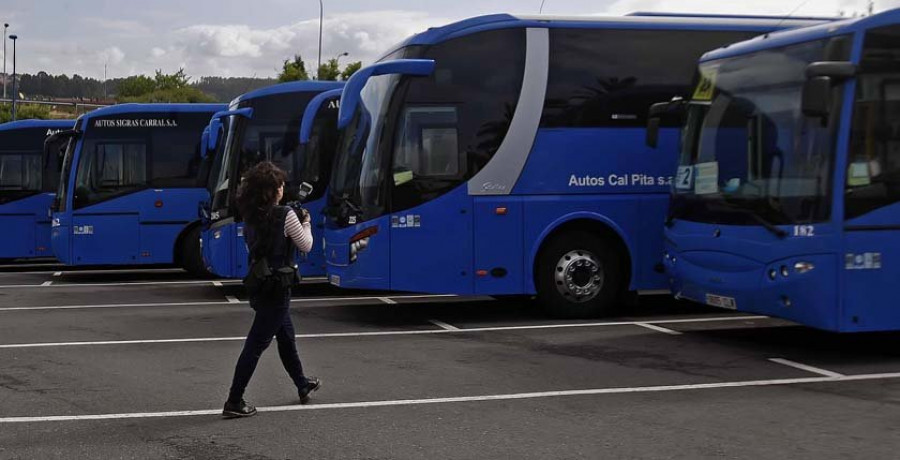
[284,209,313,253]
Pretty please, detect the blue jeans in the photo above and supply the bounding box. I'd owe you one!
[228,299,308,403]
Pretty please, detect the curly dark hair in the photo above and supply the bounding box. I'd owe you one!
[236,161,287,229]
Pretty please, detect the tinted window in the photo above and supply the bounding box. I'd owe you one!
[389,28,526,213]
[73,112,213,208]
[542,29,760,128]
[149,113,211,188]
[74,141,148,208]
[845,25,900,219]
[0,127,61,203]
[298,96,340,202]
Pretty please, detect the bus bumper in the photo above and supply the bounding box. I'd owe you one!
[664,247,840,332]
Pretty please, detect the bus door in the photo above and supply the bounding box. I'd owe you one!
[388,106,473,294]
[841,26,900,330]
[71,139,148,265]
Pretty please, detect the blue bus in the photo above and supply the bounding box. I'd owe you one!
[0,119,74,261]
[50,103,225,273]
[204,81,343,279]
[324,13,829,317]
[655,8,900,332]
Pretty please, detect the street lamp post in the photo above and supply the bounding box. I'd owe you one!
[335,51,348,63]
[3,23,8,99]
[317,0,323,80]
[9,34,16,121]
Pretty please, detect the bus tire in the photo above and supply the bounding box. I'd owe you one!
[535,231,624,318]
[181,225,207,278]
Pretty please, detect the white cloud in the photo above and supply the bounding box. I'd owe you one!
[169,10,451,77]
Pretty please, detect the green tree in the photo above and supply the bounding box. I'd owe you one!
[317,58,341,81]
[154,68,191,90]
[340,61,362,81]
[118,75,156,98]
[278,55,310,82]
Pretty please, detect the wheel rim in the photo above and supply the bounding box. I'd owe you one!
[554,250,604,303]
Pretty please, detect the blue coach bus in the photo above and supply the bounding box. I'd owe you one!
[50,103,225,273]
[324,13,830,317]
[0,119,74,261]
[204,81,343,278]
[655,8,900,332]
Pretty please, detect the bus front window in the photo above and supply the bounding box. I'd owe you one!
[328,74,399,227]
[671,36,849,226]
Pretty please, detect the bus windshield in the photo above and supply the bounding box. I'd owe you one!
[297,98,340,203]
[211,92,315,216]
[327,74,400,226]
[0,150,42,204]
[670,36,850,226]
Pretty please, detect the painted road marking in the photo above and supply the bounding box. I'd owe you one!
[211,281,223,287]
[379,297,398,305]
[429,319,459,331]
[40,281,53,287]
[0,315,766,349]
[635,323,683,335]
[225,296,240,304]
[0,294,459,312]
[768,358,846,378]
[3,371,899,423]
[53,272,62,277]
[0,276,329,289]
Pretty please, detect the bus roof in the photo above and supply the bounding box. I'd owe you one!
[78,103,226,125]
[230,81,345,106]
[0,119,74,132]
[702,7,900,62]
[384,13,832,56]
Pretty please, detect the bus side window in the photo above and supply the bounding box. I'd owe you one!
[393,106,460,186]
[845,24,900,219]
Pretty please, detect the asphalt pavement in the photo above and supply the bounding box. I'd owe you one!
[0,264,898,459]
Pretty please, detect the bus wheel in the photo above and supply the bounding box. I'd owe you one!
[181,226,207,278]
[536,231,624,318]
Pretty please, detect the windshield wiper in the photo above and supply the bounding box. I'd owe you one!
[712,200,788,239]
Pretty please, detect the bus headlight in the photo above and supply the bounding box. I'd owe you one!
[794,261,815,274]
[349,226,378,263]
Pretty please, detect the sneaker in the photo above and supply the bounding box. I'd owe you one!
[222,399,258,418]
[298,377,321,404]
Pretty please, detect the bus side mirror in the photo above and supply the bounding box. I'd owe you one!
[801,76,832,120]
[645,99,684,149]
[802,61,856,122]
[646,117,661,149]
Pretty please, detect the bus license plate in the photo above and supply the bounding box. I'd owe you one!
[330,275,341,287]
[705,293,736,310]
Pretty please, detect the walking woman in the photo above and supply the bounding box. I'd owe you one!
[223,161,320,418]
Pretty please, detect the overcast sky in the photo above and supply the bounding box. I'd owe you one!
[3,0,897,79]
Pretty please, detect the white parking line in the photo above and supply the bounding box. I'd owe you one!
[53,272,62,277]
[0,280,239,289]
[0,276,329,289]
[635,323,683,335]
[379,297,398,304]
[211,281,223,287]
[225,296,240,304]
[0,315,766,349]
[40,281,53,287]
[768,358,846,378]
[429,319,459,330]
[3,371,899,423]
[0,294,459,312]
